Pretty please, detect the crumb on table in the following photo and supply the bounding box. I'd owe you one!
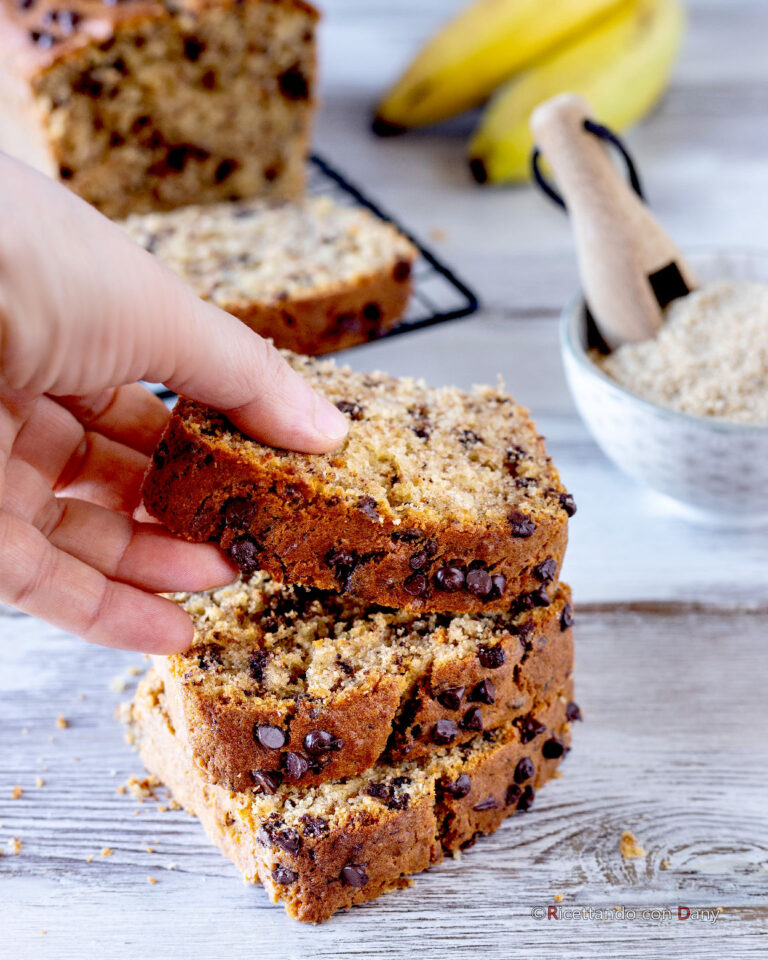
[619,830,646,860]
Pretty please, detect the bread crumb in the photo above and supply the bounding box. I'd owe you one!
[429,227,447,243]
[78,693,85,701]
[165,862,178,871]
[85,855,94,862]
[110,676,128,693]
[128,666,142,677]
[40,930,46,935]
[35,777,45,789]
[619,830,646,860]
[661,859,671,869]
[146,846,156,853]
[11,785,23,800]
[101,847,113,858]
[116,785,127,795]
[553,893,563,902]
[147,876,157,884]
[21,728,29,735]
[121,774,160,801]
[551,769,563,779]
[11,837,22,855]
[56,715,68,729]
[157,805,168,813]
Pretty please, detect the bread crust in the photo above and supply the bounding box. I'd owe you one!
[132,671,573,923]
[223,266,414,355]
[142,396,570,614]
[153,583,573,790]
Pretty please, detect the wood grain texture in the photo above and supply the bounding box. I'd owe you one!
[3,0,768,955]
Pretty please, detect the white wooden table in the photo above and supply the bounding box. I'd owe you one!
[2,1,767,956]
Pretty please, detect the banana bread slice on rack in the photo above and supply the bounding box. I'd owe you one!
[153,573,574,790]
[120,195,417,355]
[142,353,576,613]
[130,670,576,923]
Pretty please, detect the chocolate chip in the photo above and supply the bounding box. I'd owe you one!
[470,679,496,705]
[59,165,74,180]
[458,429,483,446]
[504,783,522,806]
[435,565,465,592]
[284,752,309,781]
[391,529,421,543]
[362,302,382,321]
[530,586,551,607]
[504,445,526,470]
[393,260,412,282]
[254,724,286,750]
[517,785,535,811]
[365,782,389,799]
[404,573,429,598]
[278,66,309,100]
[409,549,429,570]
[251,770,283,795]
[437,686,465,711]
[201,69,217,90]
[514,757,535,783]
[304,730,343,756]
[357,495,379,520]
[509,510,536,538]
[466,567,492,598]
[517,715,547,744]
[131,114,151,133]
[326,548,358,590]
[386,794,409,810]
[335,400,364,421]
[229,537,260,575]
[472,797,500,811]
[460,707,483,732]
[341,864,369,888]
[197,643,223,671]
[489,574,507,599]
[271,864,298,885]
[542,737,566,759]
[565,701,582,722]
[108,131,125,147]
[214,159,238,183]
[444,773,471,799]
[271,828,301,854]
[249,650,268,682]
[432,719,458,745]
[477,644,505,669]
[392,775,411,787]
[183,36,205,61]
[559,492,577,517]
[560,603,574,631]
[111,56,128,75]
[223,498,254,530]
[534,557,557,583]
[298,814,328,838]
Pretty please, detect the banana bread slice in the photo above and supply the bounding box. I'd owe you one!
[154,573,574,790]
[130,670,576,923]
[0,0,317,217]
[120,195,417,355]
[142,353,575,613]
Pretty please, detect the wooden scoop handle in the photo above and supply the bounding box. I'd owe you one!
[530,93,696,349]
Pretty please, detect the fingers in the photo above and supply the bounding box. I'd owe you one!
[0,508,194,653]
[3,457,236,592]
[11,394,148,513]
[57,384,169,456]
[0,154,348,454]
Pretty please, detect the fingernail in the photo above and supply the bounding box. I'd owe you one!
[314,394,349,441]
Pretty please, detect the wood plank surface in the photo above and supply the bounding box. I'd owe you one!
[2,0,768,955]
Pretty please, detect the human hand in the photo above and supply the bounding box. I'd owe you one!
[0,154,349,654]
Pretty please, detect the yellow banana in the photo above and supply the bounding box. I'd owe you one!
[468,0,684,183]
[372,0,627,133]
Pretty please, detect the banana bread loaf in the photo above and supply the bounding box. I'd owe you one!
[131,670,576,923]
[153,573,574,790]
[142,353,576,613]
[120,195,417,355]
[0,0,317,217]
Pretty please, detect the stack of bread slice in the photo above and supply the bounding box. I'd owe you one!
[132,351,579,922]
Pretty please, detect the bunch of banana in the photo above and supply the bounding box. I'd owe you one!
[373,0,684,185]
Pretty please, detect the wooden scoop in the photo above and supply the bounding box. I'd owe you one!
[530,93,696,350]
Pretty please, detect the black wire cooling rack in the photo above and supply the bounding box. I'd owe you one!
[307,153,479,335]
[146,154,479,401]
